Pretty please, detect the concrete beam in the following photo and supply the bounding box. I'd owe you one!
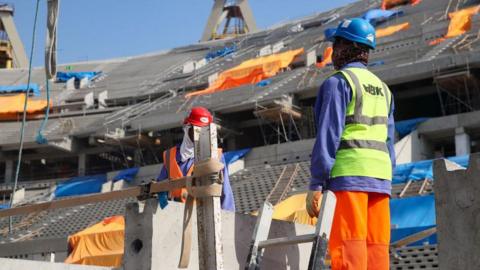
[0,238,67,257]
[123,199,314,270]
[433,153,480,269]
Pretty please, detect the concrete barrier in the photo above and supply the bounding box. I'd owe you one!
[123,199,314,270]
[433,153,480,269]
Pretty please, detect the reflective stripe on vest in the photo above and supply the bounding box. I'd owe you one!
[330,67,392,180]
[163,146,224,201]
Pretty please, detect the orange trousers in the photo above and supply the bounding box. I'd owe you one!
[329,191,390,270]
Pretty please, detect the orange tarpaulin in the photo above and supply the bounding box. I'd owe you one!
[65,216,125,267]
[271,193,317,226]
[316,47,333,68]
[429,5,480,45]
[186,48,304,98]
[381,0,421,10]
[376,22,411,38]
[0,94,49,114]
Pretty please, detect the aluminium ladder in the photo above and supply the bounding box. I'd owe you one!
[245,190,336,269]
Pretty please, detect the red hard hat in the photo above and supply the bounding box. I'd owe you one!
[184,107,213,127]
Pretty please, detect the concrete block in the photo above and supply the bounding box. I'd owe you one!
[112,180,128,191]
[208,73,218,86]
[305,50,316,67]
[394,130,432,164]
[98,90,108,109]
[101,181,113,193]
[272,41,284,53]
[258,45,272,57]
[194,59,207,70]
[433,153,480,270]
[84,92,94,109]
[183,61,195,74]
[124,199,314,270]
[65,77,75,90]
[79,77,90,89]
[11,188,25,206]
[228,159,245,175]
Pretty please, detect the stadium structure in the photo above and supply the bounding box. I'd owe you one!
[0,0,479,269]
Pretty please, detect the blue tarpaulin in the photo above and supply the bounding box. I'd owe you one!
[0,84,40,96]
[395,117,429,137]
[0,204,9,209]
[223,148,251,165]
[206,45,236,61]
[256,79,272,87]
[390,195,437,246]
[393,155,470,184]
[113,167,139,183]
[54,174,107,198]
[56,71,100,82]
[362,9,404,25]
[390,195,436,229]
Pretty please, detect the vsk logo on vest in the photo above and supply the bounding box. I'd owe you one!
[363,84,384,96]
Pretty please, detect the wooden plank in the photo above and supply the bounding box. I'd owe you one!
[194,124,224,270]
[391,227,437,248]
[0,187,141,218]
[399,179,413,198]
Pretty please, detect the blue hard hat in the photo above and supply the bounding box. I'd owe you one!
[329,18,376,49]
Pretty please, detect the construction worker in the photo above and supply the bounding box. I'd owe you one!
[156,106,235,211]
[306,18,395,270]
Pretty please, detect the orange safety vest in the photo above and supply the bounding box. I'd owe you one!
[163,146,223,202]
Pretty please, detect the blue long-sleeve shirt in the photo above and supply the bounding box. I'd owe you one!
[309,62,395,195]
[157,146,236,211]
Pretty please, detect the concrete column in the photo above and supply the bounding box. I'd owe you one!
[78,154,86,176]
[4,160,13,184]
[455,127,471,156]
[433,153,480,269]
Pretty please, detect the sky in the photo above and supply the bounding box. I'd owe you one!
[9,0,356,67]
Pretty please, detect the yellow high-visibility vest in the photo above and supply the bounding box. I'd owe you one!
[330,67,393,180]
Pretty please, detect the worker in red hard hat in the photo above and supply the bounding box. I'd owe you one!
[156,107,235,211]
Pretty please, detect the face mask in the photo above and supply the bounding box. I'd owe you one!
[179,125,194,162]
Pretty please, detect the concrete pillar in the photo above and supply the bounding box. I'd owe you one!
[433,153,480,269]
[455,127,471,156]
[78,154,86,176]
[123,199,314,270]
[4,160,13,184]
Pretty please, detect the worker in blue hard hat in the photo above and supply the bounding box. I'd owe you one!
[306,18,395,270]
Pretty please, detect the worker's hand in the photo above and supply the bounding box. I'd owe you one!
[306,190,322,218]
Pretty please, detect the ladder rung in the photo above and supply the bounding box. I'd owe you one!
[258,233,316,249]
